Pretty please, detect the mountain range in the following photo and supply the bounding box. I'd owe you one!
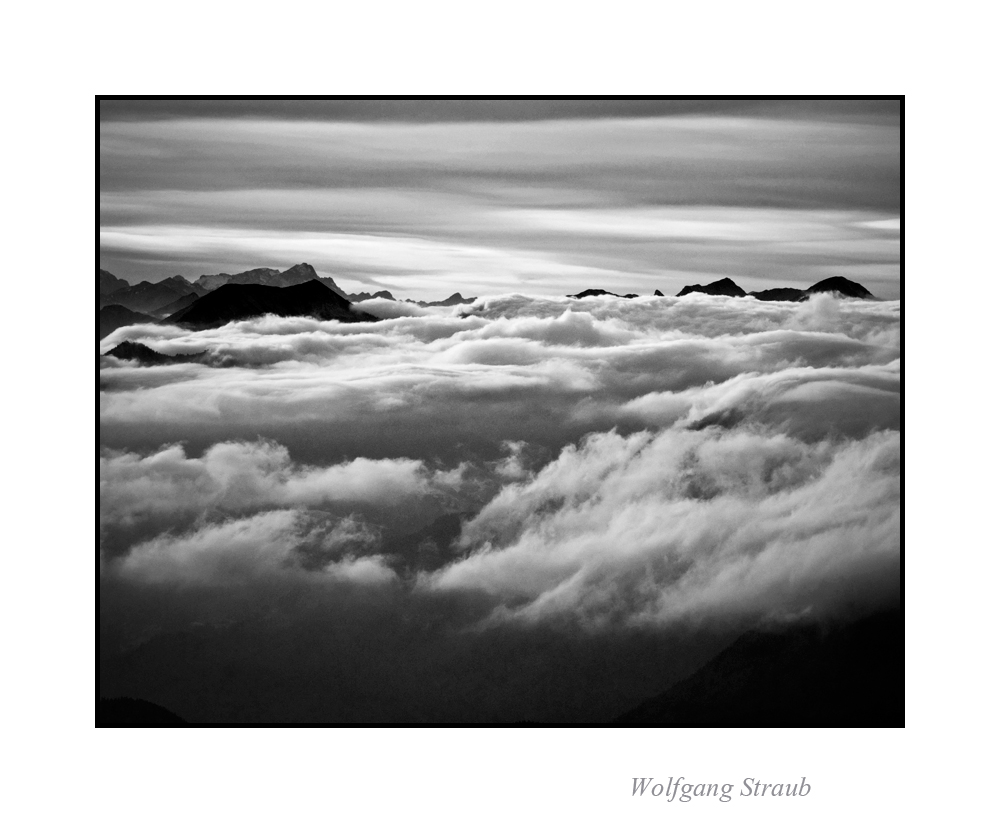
[676,275,874,301]
[98,265,877,347]
[191,263,350,297]
[565,276,875,302]
[98,275,209,314]
[405,292,477,307]
[99,264,475,317]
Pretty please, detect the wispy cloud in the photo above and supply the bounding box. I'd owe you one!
[99,108,900,298]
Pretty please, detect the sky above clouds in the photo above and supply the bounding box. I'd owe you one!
[99,99,901,299]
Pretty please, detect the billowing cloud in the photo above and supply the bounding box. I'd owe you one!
[423,426,899,629]
[118,509,397,586]
[99,294,899,466]
[101,293,899,631]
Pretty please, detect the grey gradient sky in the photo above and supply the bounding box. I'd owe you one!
[99,99,901,299]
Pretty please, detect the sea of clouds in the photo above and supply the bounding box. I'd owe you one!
[99,291,900,720]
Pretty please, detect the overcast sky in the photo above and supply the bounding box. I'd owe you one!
[99,99,900,299]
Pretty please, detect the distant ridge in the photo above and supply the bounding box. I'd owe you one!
[406,293,477,307]
[99,269,129,296]
[149,292,199,317]
[669,275,876,302]
[348,290,395,302]
[98,275,207,313]
[164,279,376,329]
[103,340,206,365]
[676,277,746,298]
[193,263,352,299]
[568,289,638,299]
[99,305,157,341]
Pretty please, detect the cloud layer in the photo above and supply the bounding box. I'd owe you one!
[99,290,900,720]
[101,293,899,628]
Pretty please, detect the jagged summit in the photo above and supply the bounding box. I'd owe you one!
[191,263,350,297]
[348,290,395,302]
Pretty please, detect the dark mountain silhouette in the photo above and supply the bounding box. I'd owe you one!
[98,697,187,727]
[676,277,747,298]
[149,292,199,317]
[568,289,638,299]
[193,263,351,299]
[804,276,874,299]
[99,305,157,341]
[164,279,376,329]
[750,287,806,302]
[406,293,477,307]
[613,608,902,727]
[347,290,395,302]
[99,275,206,313]
[103,340,206,365]
[671,276,876,301]
[99,268,129,296]
[653,289,664,297]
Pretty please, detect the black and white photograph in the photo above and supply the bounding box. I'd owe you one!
[97,98,901,727]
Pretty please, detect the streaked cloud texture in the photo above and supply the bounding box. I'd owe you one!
[100,100,900,298]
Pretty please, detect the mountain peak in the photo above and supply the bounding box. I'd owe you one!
[164,280,376,329]
[805,276,873,299]
[677,278,747,298]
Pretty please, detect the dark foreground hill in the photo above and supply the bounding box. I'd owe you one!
[613,608,902,727]
[103,340,206,365]
[98,697,187,727]
[164,279,376,329]
[99,305,158,341]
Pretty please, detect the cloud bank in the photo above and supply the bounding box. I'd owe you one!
[101,293,899,640]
